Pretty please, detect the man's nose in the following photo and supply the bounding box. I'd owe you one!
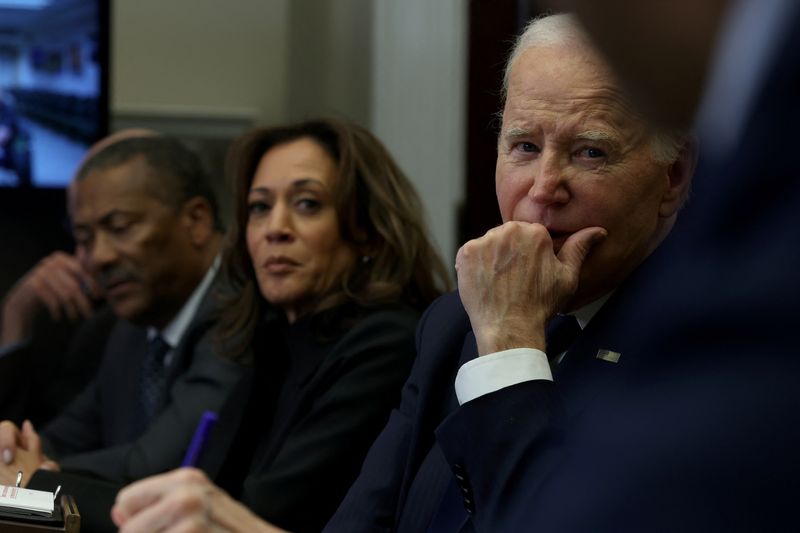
[265,202,295,243]
[87,232,119,270]
[528,155,570,205]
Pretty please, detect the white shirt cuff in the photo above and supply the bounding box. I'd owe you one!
[454,348,552,405]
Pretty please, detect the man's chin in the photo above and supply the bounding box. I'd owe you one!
[108,296,149,325]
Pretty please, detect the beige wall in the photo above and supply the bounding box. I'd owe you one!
[112,0,288,125]
[111,0,467,261]
[285,0,373,126]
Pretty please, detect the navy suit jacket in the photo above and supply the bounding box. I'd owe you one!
[327,6,800,531]
[329,254,800,532]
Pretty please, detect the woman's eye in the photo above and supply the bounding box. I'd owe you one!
[296,198,321,212]
[248,201,270,215]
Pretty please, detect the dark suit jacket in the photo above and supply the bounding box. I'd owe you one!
[27,278,246,532]
[327,7,800,531]
[0,305,116,426]
[329,263,800,532]
[198,304,420,533]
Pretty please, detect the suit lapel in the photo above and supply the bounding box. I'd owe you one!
[552,251,663,421]
[164,275,221,384]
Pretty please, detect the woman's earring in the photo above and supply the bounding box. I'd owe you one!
[361,255,371,264]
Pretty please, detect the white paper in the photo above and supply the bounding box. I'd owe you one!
[0,483,54,516]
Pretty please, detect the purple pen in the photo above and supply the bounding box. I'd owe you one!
[182,410,218,467]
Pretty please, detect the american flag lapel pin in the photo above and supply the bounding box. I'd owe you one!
[596,349,621,363]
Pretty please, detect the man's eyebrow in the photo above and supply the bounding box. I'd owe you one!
[576,130,621,149]
[576,130,613,142]
[502,127,533,140]
[498,128,536,147]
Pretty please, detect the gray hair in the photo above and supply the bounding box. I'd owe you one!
[501,13,687,164]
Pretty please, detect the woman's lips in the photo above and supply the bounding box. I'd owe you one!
[263,257,300,274]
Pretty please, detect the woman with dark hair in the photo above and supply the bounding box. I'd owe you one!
[112,118,451,533]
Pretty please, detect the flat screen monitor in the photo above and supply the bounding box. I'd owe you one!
[0,0,109,189]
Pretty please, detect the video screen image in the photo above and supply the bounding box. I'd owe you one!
[0,0,105,188]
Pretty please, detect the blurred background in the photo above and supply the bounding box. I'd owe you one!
[0,0,544,296]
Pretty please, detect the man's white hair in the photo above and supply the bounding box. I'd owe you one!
[501,13,687,165]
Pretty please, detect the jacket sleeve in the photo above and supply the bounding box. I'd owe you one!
[434,379,563,533]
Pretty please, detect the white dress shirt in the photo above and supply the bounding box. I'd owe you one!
[454,294,611,405]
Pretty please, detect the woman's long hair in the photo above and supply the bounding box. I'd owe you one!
[215,118,451,361]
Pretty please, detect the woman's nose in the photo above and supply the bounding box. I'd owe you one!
[265,203,294,243]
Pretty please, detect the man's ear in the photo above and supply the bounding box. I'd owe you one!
[181,197,215,247]
[659,136,698,218]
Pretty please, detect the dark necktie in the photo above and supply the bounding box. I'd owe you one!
[545,314,582,362]
[138,334,171,428]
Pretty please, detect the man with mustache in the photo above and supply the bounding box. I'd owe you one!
[0,129,161,425]
[0,134,241,531]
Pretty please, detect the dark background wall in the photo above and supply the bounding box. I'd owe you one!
[0,188,72,297]
[461,0,543,244]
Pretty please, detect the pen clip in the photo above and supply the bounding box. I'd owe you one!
[15,470,22,488]
[53,485,61,502]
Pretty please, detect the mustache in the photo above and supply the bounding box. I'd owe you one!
[94,267,140,290]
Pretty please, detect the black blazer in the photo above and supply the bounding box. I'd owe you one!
[198,304,420,533]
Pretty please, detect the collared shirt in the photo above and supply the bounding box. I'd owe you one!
[146,255,220,366]
[454,293,611,406]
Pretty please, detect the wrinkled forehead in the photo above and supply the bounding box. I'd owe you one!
[503,44,649,137]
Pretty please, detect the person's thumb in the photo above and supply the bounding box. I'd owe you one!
[557,226,607,272]
[39,460,60,472]
[21,420,41,455]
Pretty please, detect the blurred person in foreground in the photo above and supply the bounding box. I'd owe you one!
[112,118,451,533]
[0,135,242,532]
[113,15,696,533]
